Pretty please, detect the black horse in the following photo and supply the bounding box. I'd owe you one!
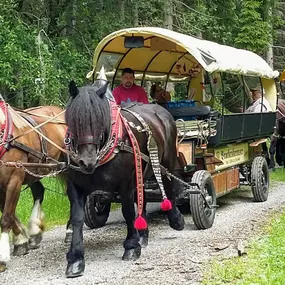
[64,79,184,277]
[269,99,285,169]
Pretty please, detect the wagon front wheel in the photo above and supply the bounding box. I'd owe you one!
[251,156,269,202]
[189,170,216,229]
[84,195,111,229]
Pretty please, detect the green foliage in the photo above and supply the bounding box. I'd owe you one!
[202,207,285,284]
[202,169,285,284]
[235,0,270,53]
[0,0,282,108]
[269,167,285,182]
[16,178,69,229]
[16,177,120,230]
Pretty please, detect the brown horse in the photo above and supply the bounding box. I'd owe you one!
[0,102,66,272]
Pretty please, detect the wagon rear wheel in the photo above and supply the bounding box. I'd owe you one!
[84,195,111,229]
[189,170,216,229]
[251,156,269,202]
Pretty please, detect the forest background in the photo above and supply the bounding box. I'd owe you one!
[0,0,283,108]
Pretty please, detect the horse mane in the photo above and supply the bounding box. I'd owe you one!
[0,105,29,130]
[65,85,111,138]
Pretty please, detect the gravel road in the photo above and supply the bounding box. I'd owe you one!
[2,182,285,285]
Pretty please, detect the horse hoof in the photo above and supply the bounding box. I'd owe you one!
[13,242,29,256]
[66,260,85,278]
[0,262,7,273]
[64,232,72,244]
[169,213,185,231]
[139,236,148,248]
[29,233,43,249]
[122,246,141,261]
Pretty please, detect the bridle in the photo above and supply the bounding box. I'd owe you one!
[64,99,122,167]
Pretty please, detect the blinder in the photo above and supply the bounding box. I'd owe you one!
[65,130,105,153]
[77,134,104,146]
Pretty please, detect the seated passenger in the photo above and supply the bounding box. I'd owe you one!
[245,87,272,113]
[150,82,171,103]
[113,68,149,105]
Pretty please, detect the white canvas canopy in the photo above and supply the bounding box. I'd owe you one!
[88,27,279,80]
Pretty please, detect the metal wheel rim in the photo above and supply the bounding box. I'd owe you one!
[261,167,268,193]
[94,196,107,214]
[203,184,213,217]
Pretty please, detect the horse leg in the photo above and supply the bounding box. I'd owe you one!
[0,175,28,271]
[163,176,185,231]
[269,136,277,170]
[65,180,85,278]
[138,192,148,248]
[64,210,73,244]
[12,216,29,256]
[28,181,45,249]
[280,139,285,168]
[0,191,8,272]
[275,139,282,166]
[121,188,141,261]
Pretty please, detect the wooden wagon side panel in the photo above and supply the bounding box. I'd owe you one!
[212,167,240,198]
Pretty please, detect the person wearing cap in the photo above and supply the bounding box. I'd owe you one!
[245,87,272,113]
[113,68,149,105]
[150,82,171,103]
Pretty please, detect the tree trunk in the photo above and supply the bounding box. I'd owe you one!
[134,2,139,26]
[266,39,274,69]
[164,0,173,30]
[100,0,104,10]
[196,31,203,39]
[16,88,24,109]
[119,0,125,22]
[15,70,23,108]
[66,0,76,36]
[263,0,274,68]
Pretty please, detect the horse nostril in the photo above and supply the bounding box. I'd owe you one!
[78,159,87,168]
[78,159,95,173]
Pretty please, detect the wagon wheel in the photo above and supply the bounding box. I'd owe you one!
[251,156,269,202]
[189,170,216,229]
[84,195,111,229]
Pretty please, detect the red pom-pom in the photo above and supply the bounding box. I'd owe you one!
[134,216,148,230]
[160,199,172,211]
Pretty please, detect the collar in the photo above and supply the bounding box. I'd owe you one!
[0,101,13,158]
[97,100,123,166]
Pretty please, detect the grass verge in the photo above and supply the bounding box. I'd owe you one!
[16,178,121,230]
[16,178,69,230]
[202,168,285,285]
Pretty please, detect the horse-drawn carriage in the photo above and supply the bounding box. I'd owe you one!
[84,27,279,230]
[0,27,279,277]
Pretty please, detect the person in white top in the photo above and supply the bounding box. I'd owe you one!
[245,87,272,113]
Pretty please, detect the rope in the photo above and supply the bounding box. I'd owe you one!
[10,109,72,156]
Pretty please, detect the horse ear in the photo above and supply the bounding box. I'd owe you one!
[96,81,109,98]
[69,80,79,98]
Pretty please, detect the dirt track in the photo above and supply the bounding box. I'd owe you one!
[2,182,285,285]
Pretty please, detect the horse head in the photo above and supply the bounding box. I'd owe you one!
[66,79,111,174]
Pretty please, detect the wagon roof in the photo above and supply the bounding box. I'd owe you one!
[89,27,279,80]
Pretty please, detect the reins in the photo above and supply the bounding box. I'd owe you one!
[10,109,71,155]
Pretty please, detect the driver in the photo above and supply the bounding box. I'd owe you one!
[113,68,149,105]
[245,87,272,113]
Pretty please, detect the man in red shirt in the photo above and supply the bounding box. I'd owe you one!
[113,68,149,105]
